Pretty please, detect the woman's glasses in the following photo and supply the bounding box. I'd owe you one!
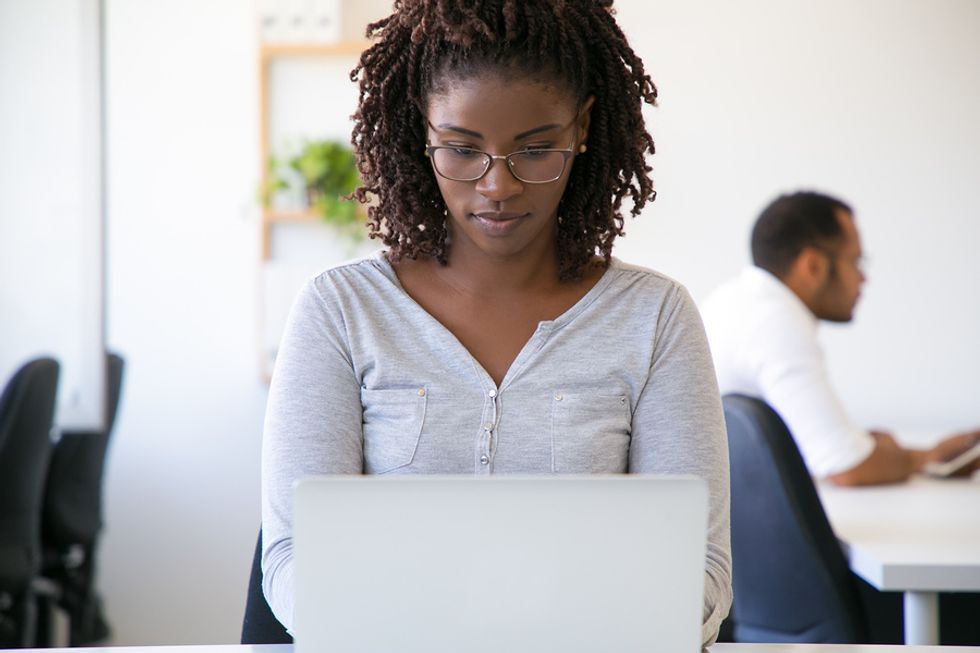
[425,139,576,184]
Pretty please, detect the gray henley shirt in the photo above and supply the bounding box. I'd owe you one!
[261,250,732,646]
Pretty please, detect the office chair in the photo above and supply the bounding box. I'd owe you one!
[40,353,125,645]
[723,393,869,643]
[0,357,60,648]
[241,529,292,644]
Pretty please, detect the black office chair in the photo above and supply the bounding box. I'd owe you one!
[723,393,869,643]
[0,357,60,648]
[241,529,292,644]
[40,353,125,645]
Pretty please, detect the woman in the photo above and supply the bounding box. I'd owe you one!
[262,0,731,646]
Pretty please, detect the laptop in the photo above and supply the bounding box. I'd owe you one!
[294,475,707,653]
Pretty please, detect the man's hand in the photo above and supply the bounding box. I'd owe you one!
[827,430,915,486]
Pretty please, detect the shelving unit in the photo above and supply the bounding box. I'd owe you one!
[257,39,372,380]
[258,40,371,260]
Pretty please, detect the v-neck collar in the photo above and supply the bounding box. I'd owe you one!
[370,250,618,391]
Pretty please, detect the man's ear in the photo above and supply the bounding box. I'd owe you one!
[801,246,830,282]
[787,247,829,296]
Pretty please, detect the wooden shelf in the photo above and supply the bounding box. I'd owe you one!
[260,41,371,58]
[264,208,322,223]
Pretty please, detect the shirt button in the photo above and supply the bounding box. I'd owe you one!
[480,455,489,465]
[488,389,497,398]
[554,393,563,401]
[484,423,493,431]
[417,388,426,397]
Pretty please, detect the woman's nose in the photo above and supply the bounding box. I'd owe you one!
[475,157,524,202]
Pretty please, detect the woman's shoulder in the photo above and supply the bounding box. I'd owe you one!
[588,258,706,335]
[309,248,388,283]
[304,249,396,295]
[291,249,405,316]
[605,258,692,303]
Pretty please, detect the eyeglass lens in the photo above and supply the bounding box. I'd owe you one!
[431,148,566,183]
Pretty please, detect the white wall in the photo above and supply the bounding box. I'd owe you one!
[613,0,980,432]
[6,0,977,646]
[0,0,104,430]
[100,0,263,643]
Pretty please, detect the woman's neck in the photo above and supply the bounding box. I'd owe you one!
[440,241,562,297]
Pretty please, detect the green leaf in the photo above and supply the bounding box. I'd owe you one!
[264,138,365,237]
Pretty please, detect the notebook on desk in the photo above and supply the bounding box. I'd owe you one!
[293,475,708,653]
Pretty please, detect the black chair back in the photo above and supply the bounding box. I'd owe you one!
[724,393,869,643]
[42,353,125,546]
[241,529,292,644]
[0,357,59,647]
[39,353,124,645]
[0,358,59,593]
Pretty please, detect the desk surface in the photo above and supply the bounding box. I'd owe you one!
[6,644,980,653]
[818,475,980,591]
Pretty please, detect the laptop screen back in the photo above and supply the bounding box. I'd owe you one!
[294,475,707,653]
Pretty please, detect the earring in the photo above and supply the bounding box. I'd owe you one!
[578,143,588,154]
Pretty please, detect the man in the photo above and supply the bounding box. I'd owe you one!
[701,191,980,486]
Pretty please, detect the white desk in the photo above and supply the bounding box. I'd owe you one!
[716,646,979,652]
[6,643,980,653]
[818,475,980,645]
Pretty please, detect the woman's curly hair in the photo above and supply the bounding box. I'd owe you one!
[350,0,657,280]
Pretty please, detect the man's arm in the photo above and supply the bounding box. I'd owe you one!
[827,430,980,486]
[745,308,877,478]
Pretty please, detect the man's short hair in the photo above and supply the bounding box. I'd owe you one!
[751,191,853,278]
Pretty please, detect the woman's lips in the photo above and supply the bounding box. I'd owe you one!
[471,211,528,235]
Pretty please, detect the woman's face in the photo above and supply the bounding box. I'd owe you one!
[425,73,591,264]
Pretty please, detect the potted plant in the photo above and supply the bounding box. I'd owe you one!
[264,139,365,238]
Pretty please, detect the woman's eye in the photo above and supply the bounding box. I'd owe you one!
[521,149,550,159]
[448,147,480,159]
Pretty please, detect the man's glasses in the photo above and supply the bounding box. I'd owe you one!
[814,246,867,275]
[425,139,576,184]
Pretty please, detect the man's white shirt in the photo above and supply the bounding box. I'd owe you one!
[700,266,874,477]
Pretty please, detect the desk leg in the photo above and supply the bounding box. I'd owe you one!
[904,591,939,645]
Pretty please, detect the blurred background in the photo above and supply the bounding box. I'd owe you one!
[1,0,978,645]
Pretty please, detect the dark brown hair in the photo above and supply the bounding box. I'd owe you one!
[751,191,853,278]
[350,0,658,280]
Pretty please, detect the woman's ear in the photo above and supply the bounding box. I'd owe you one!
[577,95,596,146]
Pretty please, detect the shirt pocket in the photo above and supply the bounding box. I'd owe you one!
[550,392,631,473]
[361,386,427,474]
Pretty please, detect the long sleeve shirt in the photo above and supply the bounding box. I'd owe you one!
[700,265,875,477]
[261,251,732,647]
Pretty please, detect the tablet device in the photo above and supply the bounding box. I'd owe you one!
[923,440,980,477]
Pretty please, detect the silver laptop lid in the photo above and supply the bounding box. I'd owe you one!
[294,475,707,653]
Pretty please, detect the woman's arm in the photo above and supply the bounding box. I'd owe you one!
[627,285,732,648]
[261,277,365,630]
